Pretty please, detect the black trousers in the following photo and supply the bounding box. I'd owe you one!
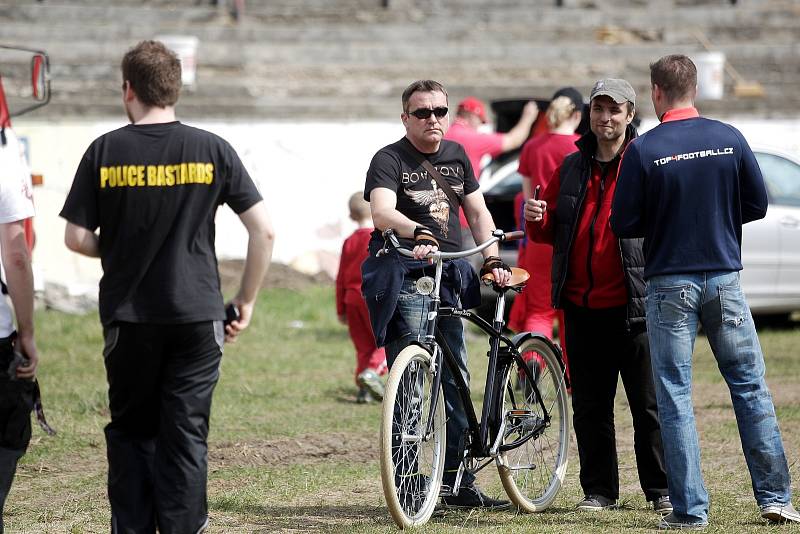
[0,446,23,534]
[562,303,668,501]
[103,321,223,534]
[0,335,33,534]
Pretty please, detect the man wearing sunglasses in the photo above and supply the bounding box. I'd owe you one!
[362,79,512,510]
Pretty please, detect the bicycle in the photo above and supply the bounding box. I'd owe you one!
[376,228,571,528]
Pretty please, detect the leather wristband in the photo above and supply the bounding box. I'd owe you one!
[414,226,439,248]
[480,255,510,277]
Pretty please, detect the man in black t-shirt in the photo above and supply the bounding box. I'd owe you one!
[363,79,511,510]
[60,41,274,534]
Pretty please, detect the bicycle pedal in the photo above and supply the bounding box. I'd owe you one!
[439,484,455,497]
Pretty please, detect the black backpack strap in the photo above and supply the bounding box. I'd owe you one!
[397,141,460,210]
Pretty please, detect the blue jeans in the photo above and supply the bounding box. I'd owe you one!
[646,271,792,523]
[385,278,474,489]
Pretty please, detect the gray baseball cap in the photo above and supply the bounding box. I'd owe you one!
[590,78,636,106]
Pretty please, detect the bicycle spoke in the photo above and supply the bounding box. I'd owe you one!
[497,338,570,512]
[382,348,446,523]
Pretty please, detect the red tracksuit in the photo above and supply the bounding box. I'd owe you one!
[336,227,387,384]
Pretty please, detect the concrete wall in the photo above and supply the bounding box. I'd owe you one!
[13,116,402,293]
[14,114,800,296]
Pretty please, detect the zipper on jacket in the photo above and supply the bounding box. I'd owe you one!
[557,161,589,306]
[582,163,610,307]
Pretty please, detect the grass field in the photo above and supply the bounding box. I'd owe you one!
[5,284,800,533]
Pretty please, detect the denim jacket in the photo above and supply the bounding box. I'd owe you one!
[361,235,481,346]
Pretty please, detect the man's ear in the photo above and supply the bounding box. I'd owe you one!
[123,81,136,102]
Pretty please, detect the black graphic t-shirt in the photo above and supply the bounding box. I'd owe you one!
[364,137,479,252]
[60,122,262,325]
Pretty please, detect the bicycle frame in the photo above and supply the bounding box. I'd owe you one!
[429,302,556,463]
[381,230,565,473]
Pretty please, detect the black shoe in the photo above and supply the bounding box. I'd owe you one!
[440,484,512,510]
[576,494,616,511]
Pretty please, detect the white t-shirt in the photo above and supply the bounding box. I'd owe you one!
[0,128,36,337]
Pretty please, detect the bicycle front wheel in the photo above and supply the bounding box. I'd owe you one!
[380,344,446,528]
[497,336,570,512]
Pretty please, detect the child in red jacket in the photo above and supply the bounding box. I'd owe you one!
[336,192,387,403]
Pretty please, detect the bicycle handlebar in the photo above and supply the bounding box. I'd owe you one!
[377,229,523,260]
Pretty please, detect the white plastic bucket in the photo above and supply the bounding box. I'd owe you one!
[693,52,725,100]
[156,35,199,86]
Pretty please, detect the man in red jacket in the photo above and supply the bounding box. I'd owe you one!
[524,79,669,515]
[336,192,387,403]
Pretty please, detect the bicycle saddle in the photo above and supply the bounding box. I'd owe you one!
[481,267,530,289]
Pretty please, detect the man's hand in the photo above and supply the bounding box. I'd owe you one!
[524,198,548,223]
[224,298,253,343]
[413,226,439,260]
[480,256,512,287]
[14,332,38,379]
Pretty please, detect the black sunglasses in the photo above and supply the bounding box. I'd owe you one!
[407,107,448,120]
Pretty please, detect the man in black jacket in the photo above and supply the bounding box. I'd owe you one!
[524,78,670,514]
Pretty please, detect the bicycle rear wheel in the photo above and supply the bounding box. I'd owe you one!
[497,336,570,512]
[380,344,446,528]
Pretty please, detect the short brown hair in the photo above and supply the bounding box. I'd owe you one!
[650,54,697,103]
[401,80,448,112]
[121,40,182,108]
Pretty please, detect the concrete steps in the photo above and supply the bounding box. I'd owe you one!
[1,0,796,119]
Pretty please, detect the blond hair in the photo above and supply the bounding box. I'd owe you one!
[348,191,371,221]
[545,96,577,130]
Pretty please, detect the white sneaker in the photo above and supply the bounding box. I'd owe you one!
[761,502,800,524]
[357,369,384,401]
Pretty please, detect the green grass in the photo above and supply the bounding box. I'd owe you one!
[5,285,800,532]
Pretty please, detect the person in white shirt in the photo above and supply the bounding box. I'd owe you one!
[0,127,39,534]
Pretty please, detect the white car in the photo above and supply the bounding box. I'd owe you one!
[741,146,800,316]
[479,146,800,318]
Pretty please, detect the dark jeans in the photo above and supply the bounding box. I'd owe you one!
[562,303,668,501]
[0,334,33,534]
[103,321,224,534]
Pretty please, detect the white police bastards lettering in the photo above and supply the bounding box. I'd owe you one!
[653,147,734,167]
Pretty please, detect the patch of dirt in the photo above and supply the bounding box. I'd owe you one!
[209,432,377,469]
[218,259,332,294]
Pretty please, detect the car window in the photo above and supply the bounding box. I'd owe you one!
[755,152,800,207]
[491,171,523,196]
